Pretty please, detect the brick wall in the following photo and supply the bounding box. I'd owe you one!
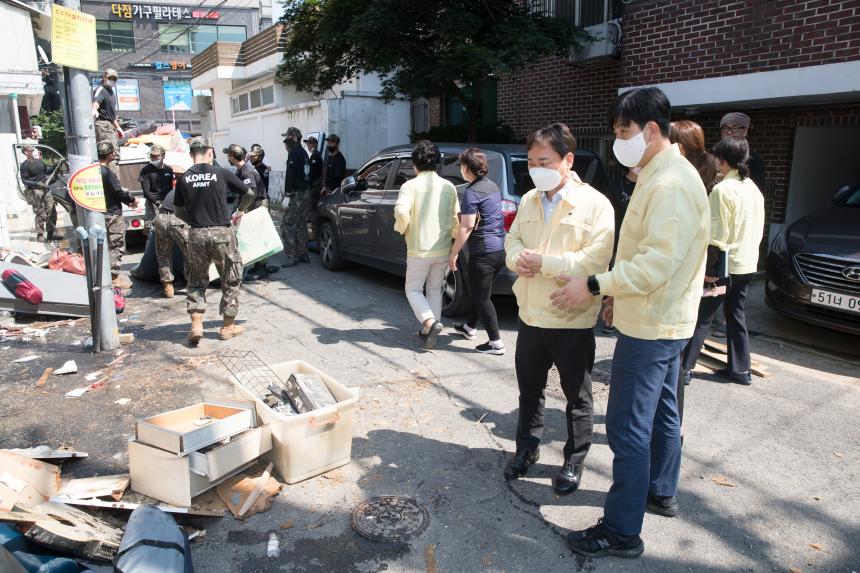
[621,0,860,87]
[497,56,620,138]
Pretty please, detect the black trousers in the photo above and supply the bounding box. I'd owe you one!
[680,273,755,417]
[466,250,505,341]
[514,322,595,466]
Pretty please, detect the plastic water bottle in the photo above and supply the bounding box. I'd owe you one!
[266,532,280,558]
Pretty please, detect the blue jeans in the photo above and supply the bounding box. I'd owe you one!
[603,333,688,536]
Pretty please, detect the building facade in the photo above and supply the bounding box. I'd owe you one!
[190,25,411,200]
[82,0,273,134]
[494,0,860,250]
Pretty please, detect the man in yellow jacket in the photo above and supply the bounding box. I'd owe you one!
[555,88,709,558]
[394,141,459,349]
[503,123,615,496]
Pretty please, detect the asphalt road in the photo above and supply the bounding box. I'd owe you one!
[1,246,858,573]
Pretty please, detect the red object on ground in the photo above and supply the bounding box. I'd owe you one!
[114,287,126,314]
[2,269,43,305]
[47,249,86,275]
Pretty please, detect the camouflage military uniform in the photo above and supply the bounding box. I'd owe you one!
[186,226,243,318]
[107,214,126,275]
[30,188,56,240]
[95,120,120,175]
[153,211,189,283]
[281,190,310,263]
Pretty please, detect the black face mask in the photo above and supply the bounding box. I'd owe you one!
[326,145,337,153]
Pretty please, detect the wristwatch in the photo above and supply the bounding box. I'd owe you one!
[587,275,601,296]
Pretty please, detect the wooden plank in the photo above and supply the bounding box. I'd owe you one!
[704,339,728,354]
[56,474,129,501]
[5,447,89,460]
[0,451,61,511]
[48,496,225,517]
[36,368,53,386]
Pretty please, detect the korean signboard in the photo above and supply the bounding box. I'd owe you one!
[51,5,98,72]
[68,162,106,212]
[163,81,193,111]
[116,79,141,111]
[111,3,220,21]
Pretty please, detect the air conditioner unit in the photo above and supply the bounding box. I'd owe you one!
[571,20,621,61]
[192,95,212,114]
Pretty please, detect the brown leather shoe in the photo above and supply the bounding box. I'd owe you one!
[218,316,244,340]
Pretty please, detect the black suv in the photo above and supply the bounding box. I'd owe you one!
[314,143,609,317]
[766,183,860,335]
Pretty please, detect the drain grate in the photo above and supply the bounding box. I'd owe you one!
[351,496,429,543]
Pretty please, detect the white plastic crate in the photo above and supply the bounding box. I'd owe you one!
[230,359,359,484]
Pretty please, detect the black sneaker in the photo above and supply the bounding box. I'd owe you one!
[566,519,644,558]
[475,341,505,355]
[646,494,679,517]
[452,323,476,340]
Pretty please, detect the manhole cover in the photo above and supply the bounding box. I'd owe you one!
[351,496,429,542]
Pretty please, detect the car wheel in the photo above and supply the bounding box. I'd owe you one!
[442,261,472,317]
[319,221,344,271]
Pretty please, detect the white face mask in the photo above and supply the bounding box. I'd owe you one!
[613,130,649,168]
[105,80,117,88]
[529,166,563,192]
[150,159,163,168]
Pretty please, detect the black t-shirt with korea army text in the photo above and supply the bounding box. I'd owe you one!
[174,163,251,228]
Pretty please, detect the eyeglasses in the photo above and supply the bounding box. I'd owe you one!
[150,155,163,160]
[720,125,745,134]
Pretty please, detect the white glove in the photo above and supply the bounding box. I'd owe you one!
[281,196,290,209]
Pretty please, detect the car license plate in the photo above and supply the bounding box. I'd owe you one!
[810,289,860,314]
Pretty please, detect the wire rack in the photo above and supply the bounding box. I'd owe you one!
[218,351,285,401]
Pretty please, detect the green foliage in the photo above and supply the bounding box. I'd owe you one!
[411,121,517,144]
[277,0,591,141]
[30,109,66,155]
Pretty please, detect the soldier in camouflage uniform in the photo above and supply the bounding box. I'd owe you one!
[92,68,122,176]
[280,127,310,266]
[98,142,138,289]
[174,137,255,344]
[152,188,189,298]
[19,145,58,241]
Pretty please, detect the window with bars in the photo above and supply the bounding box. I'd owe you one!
[542,0,618,28]
[96,21,135,52]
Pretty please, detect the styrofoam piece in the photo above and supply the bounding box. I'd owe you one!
[54,360,78,375]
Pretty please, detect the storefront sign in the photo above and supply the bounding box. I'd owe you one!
[51,5,98,72]
[163,81,194,111]
[116,79,141,111]
[111,3,220,21]
[68,162,106,212]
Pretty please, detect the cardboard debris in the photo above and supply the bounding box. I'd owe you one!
[216,466,282,519]
[65,388,88,398]
[54,360,78,375]
[119,333,134,344]
[48,496,225,517]
[56,474,130,501]
[3,501,123,562]
[0,450,61,511]
[6,446,88,460]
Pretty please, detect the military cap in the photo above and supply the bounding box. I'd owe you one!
[188,136,211,151]
[303,136,318,144]
[223,144,247,159]
[325,133,340,144]
[97,141,115,156]
[281,127,302,142]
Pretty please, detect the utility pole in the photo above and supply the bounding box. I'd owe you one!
[58,0,119,351]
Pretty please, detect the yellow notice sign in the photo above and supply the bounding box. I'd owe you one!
[68,163,106,212]
[51,4,98,72]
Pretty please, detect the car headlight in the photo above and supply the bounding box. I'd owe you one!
[770,229,789,260]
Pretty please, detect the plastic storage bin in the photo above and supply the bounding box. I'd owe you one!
[231,360,359,484]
